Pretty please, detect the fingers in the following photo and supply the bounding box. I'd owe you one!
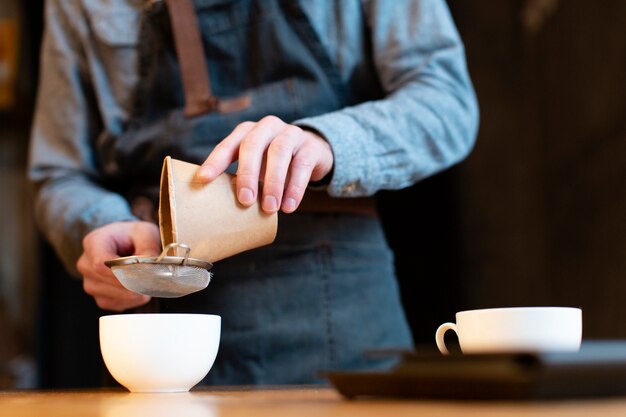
[82,270,151,311]
[260,125,301,212]
[263,125,314,213]
[77,221,159,312]
[196,116,335,214]
[235,116,287,206]
[266,128,334,213]
[78,250,151,312]
[196,121,255,182]
[196,117,287,206]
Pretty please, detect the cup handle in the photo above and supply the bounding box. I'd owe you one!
[435,322,457,355]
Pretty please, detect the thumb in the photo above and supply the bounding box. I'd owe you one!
[130,222,162,256]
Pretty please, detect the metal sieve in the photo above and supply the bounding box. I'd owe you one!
[105,243,213,298]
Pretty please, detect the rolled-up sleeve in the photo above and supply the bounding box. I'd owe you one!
[296,0,479,197]
[27,0,135,276]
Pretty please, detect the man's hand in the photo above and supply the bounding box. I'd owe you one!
[195,116,334,214]
[77,221,161,312]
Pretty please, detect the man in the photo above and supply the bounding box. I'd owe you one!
[29,0,478,384]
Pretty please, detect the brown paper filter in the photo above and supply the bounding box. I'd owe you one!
[159,156,278,262]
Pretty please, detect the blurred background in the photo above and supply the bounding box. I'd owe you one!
[0,0,624,389]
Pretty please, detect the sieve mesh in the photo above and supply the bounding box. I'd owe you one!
[110,263,212,298]
[105,243,213,298]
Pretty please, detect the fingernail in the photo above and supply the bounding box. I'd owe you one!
[196,166,214,181]
[238,187,255,205]
[283,197,296,212]
[263,195,278,212]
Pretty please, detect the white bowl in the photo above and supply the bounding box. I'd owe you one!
[99,313,220,393]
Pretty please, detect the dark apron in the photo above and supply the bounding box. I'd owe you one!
[96,0,355,207]
[97,0,412,385]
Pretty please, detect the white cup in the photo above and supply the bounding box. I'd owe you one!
[435,307,582,355]
[99,313,221,392]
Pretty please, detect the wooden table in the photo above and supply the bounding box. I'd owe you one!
[3,386,626,417]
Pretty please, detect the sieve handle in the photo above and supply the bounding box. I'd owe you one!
[157,243,191,263]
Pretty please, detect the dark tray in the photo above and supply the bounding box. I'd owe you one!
[324,340,626,400]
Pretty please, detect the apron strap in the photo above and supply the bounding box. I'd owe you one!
[165,0,250,117]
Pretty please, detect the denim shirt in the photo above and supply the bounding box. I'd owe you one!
[28,0,479,274]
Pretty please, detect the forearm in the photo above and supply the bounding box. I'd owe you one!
[33,177,136,277]
[296,79,478,197]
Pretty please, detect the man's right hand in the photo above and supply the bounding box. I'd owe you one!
[76,221,161,312]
